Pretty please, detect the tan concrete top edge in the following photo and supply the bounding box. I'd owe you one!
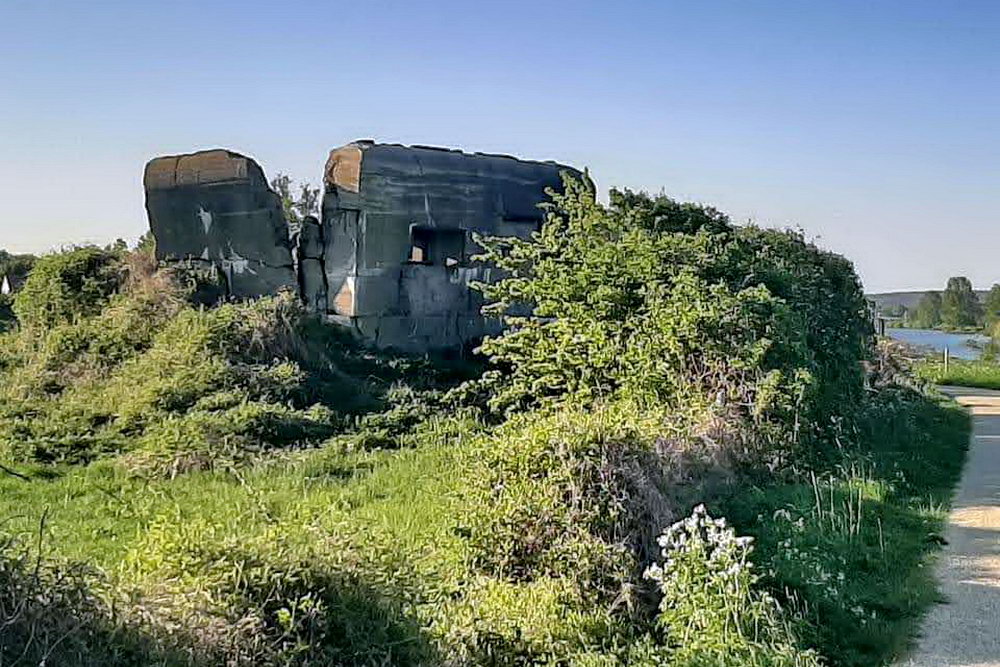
[144,149,255,190]
[324,144,363,194]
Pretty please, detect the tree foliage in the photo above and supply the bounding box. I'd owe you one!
[940,276,983,328]
[0,250,37,329]
[983,284,1000,327]
[270,173,320,231]
[881,303,907,319]
[911,291,942,329]
[0,250,36,283]
[474,177,872,458]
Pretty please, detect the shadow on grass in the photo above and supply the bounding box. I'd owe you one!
[719,386,971,666]
[1,539,436,666]
[1,550,188,666]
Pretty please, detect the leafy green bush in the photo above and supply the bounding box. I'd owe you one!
[474,178,872,461]
[13,246,123,331]
[0,186,962,666]
[0,249,456,472]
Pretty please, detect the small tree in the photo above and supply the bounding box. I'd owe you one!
[941,276,983,329]
[983,284,1000,327]
[270,173,320,232]
[0,250,36,285]
[911,292,942,329]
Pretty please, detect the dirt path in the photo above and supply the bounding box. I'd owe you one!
[900,386,1000,667]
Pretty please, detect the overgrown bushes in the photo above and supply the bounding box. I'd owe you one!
[475,178,871,461]
[12,246,122,331]
[459,179,876,657]
[0,247,454,472]
[0,182,966,666]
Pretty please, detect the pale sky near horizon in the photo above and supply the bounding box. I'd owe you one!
[1,0,998,293]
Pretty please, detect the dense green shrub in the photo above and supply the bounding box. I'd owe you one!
[13,246,123,331]
[0,187,957,666]
[475,178,872,461]
[448,176,880,663]
[0,249,456,472]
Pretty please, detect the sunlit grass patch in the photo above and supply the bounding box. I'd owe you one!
[916,358,1000,390]
[722,391,969,666]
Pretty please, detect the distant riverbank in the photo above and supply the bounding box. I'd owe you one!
[887,328,988,360]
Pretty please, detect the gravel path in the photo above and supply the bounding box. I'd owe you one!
[900,386,1000,667]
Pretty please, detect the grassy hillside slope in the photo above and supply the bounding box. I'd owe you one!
[0,185,970,666]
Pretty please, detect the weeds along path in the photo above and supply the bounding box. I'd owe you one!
[902,386,1000,667]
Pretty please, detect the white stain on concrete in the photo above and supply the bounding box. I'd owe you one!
[220,245,255,276]
[197,206,214,234]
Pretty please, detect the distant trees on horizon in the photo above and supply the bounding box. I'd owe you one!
[905,276,1000,330]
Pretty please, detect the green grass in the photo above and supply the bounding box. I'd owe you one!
[0,387,970,665]
[916,358,1000,389]
[0,248,974,665]
[720,387,970,666]
[0,415,480,665]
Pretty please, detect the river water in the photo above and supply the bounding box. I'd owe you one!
[886,328,988,360]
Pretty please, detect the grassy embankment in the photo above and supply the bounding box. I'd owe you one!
[917,358,1000,390]
[0,186,970,666]
[721,384,967,664]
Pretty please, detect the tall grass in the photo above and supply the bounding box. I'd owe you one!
[721,386,969,665]
[916,358,1000,390]
[0,235,971,665]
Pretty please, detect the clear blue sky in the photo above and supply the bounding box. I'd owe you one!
[2,0,998,293]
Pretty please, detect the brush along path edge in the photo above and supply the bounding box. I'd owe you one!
[901,386,1000,667]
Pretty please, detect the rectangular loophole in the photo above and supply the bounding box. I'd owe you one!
[407,226,465,266]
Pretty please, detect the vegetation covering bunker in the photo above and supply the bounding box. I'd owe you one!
[144,141,579,352]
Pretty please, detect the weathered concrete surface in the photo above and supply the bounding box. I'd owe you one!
[297,215,327,313]
[322,141,581,352]
[144,142,583,352]
[899,386,1000,667]
[144,149,296,298]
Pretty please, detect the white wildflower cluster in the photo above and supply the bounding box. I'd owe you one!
[643,504,820,657]
[644,504,759,612]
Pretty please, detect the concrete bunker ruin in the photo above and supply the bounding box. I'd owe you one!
[144,141,580,352]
